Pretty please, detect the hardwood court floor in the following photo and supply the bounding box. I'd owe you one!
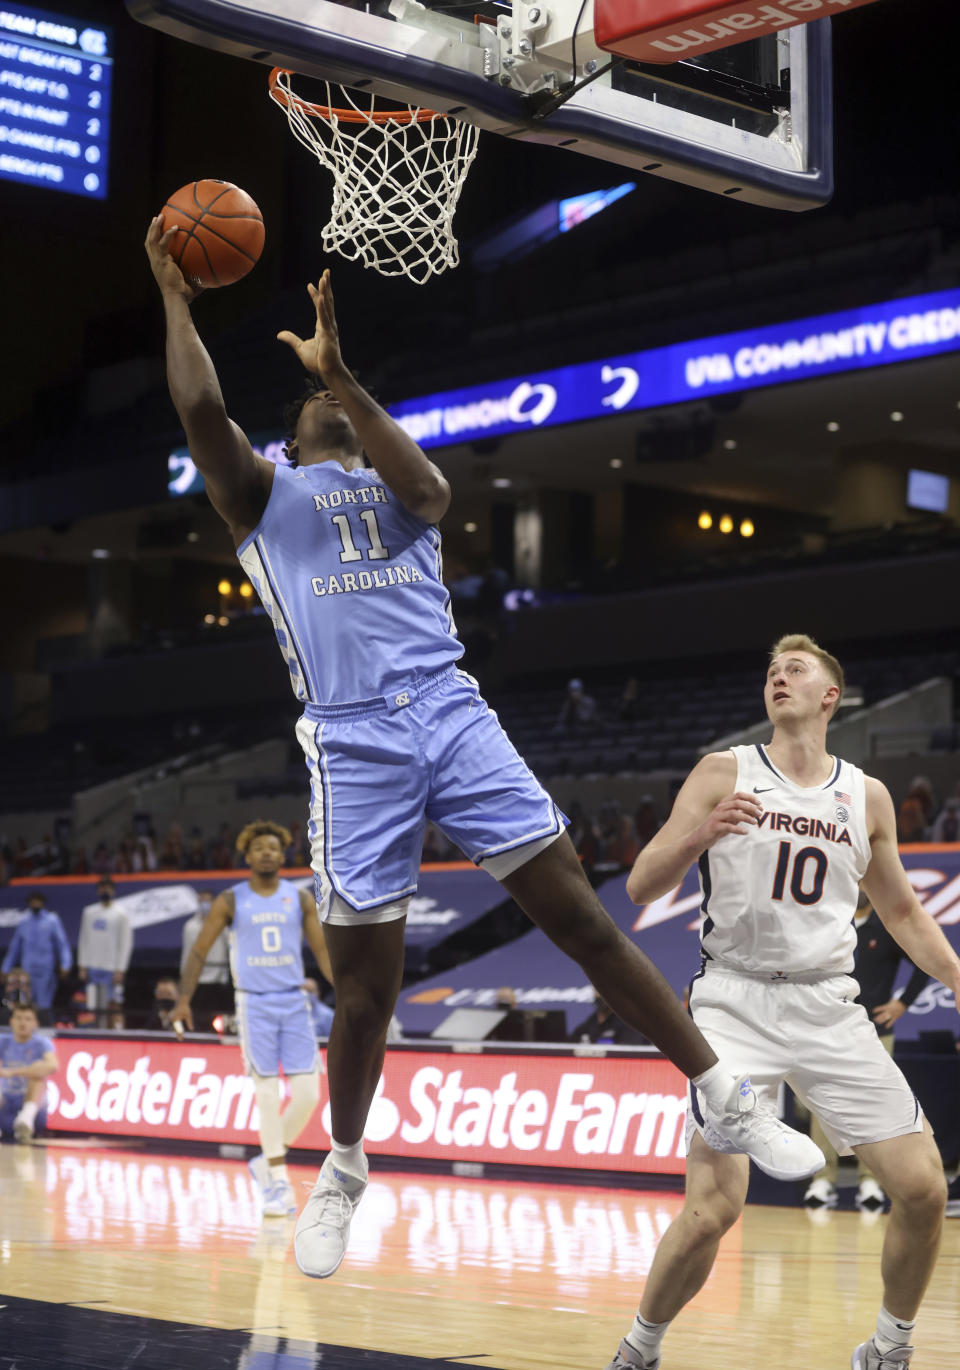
[1,1141,958,1369]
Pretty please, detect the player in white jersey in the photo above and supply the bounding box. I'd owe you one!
[146,221,825,1284]
[602,634,960,1370]
[173,821,333,1218]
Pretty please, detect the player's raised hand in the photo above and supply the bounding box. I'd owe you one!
[144,215,204,303]
[277,269,344,377]
[694,792,763,849]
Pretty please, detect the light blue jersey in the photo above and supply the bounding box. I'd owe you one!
[237,462,462,706]
[0,1031,53,1110]
[229,879,305,994]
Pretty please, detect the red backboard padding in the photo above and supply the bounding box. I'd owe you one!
[594,0,882,65]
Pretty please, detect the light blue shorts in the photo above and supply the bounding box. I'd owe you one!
[236,988,319,1077]
[296,666,567,922]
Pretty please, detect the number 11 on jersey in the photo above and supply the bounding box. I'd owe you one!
[332,510,390,563]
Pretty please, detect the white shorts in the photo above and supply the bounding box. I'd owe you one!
[687,965,924,1157]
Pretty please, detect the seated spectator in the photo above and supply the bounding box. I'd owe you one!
[185,830,207,870]
[897,792,928,843]
[566,801,599,868]
[932,797,960,844]
[207,824,235,870]
[0,968,33,1026]
[555,678,598,734]
[634,794,660,849]
[146,978,180,1032]
[0,1002,58,1142]
[906,774,938,827]
[571,993,648,1046]
[593,800,639,873]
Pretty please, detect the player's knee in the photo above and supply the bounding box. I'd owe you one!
[683,1193,741,1243]
[896,1166,947,1219]
[334,985,396,1043]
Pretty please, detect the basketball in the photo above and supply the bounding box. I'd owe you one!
[161,178,265,288]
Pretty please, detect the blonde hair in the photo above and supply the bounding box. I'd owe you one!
[236,819,292,856]
[769,633,844,718]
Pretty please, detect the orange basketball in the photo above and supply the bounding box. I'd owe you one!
[161,179,265,288]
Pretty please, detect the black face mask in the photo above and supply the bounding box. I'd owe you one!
[156,998,176,1010]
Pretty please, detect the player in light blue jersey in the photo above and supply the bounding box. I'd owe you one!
[173,820,333,1219]
[147,220,826,1281]
[0,1002,58,1142]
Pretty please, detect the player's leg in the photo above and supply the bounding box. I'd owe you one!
[501,838,821,1177]
[294,917,406,1279]
[426,676,822,1181]
[850,1125,946,1369]
[237,991,292,1214]
[604,1134,749,1369]
[13,1077,47,1142]
[788,976,942,1369]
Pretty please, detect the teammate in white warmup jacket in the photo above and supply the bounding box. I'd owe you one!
[602,634,960,1370]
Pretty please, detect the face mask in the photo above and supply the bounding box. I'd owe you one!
[156,998,176,1010]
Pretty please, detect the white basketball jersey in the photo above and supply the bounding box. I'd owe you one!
[698,744,871,975]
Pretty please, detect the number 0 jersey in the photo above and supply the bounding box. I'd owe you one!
[237,462,463,707]
[699,744,871,976]
[229,879,305,993]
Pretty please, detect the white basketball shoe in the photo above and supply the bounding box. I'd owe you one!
[262,1179,298,1218]
[602,1338,660,1370]
[12,1113,34,1144]
[699,1074,825,1181]
[851,1339,914,1368]
[294,1156,368,1279]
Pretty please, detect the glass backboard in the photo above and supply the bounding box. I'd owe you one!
[126,0,833,209]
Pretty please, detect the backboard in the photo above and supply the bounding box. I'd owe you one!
[127,0,833,209]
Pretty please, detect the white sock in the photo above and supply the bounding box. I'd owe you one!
[329,1137,367,1182]
[875,1306,915,1354]
[691,1060,739,1113]
[17,1101,38,1128]
[625,1312,670,1362]
[268,1162,289,1184]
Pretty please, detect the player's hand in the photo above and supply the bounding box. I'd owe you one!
[277,269,345,378]
[692,792,763,850]
[172,999,194,1037]
[78,967,88,983]
[112,970,124,986]
[144,215,204,303]
[872,998,906,1029]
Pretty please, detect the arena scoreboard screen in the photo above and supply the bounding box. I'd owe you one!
[0,4,112,199]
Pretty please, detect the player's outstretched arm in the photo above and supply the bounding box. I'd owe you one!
[173,892,234,1034]
[144,217,273,540]
[278,270,450,524]
[300,890,334,987]
[625,751,757,905]
[862,777,960,1007]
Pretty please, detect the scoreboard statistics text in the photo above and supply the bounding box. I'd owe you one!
[0,3,112,199]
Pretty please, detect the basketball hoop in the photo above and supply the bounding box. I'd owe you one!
[268,68,480,285]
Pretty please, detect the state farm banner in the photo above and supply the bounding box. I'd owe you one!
[1,866,503,959]
[45,1036,688,1175]
[399,849,960,1039]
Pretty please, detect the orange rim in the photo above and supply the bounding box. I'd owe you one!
[269,67,443,123]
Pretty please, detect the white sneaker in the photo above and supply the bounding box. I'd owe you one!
[262,1179,297,1218]
[294,1157,367,1279]
[851,1338,914,1368]
[804,1177,839,1209]
[12,1114,34,1144]
[248,1152,271,1196]
[699,1074,825,1181]
[855,1178,888,1211]
[602,1338,660,1370]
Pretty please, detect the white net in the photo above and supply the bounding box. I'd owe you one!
[269,70,480,285]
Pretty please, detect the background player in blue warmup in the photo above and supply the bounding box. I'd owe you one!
[0,1002,58,1142]
[173,820,333,1218]
[1,891,71,1025]
[146,220,825,1282]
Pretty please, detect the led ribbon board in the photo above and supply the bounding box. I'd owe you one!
[169,287,960,491]
[0,3,112,198]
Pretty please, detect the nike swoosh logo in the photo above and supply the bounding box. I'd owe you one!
[753,786,774,793]
[895,1323,914,1331]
